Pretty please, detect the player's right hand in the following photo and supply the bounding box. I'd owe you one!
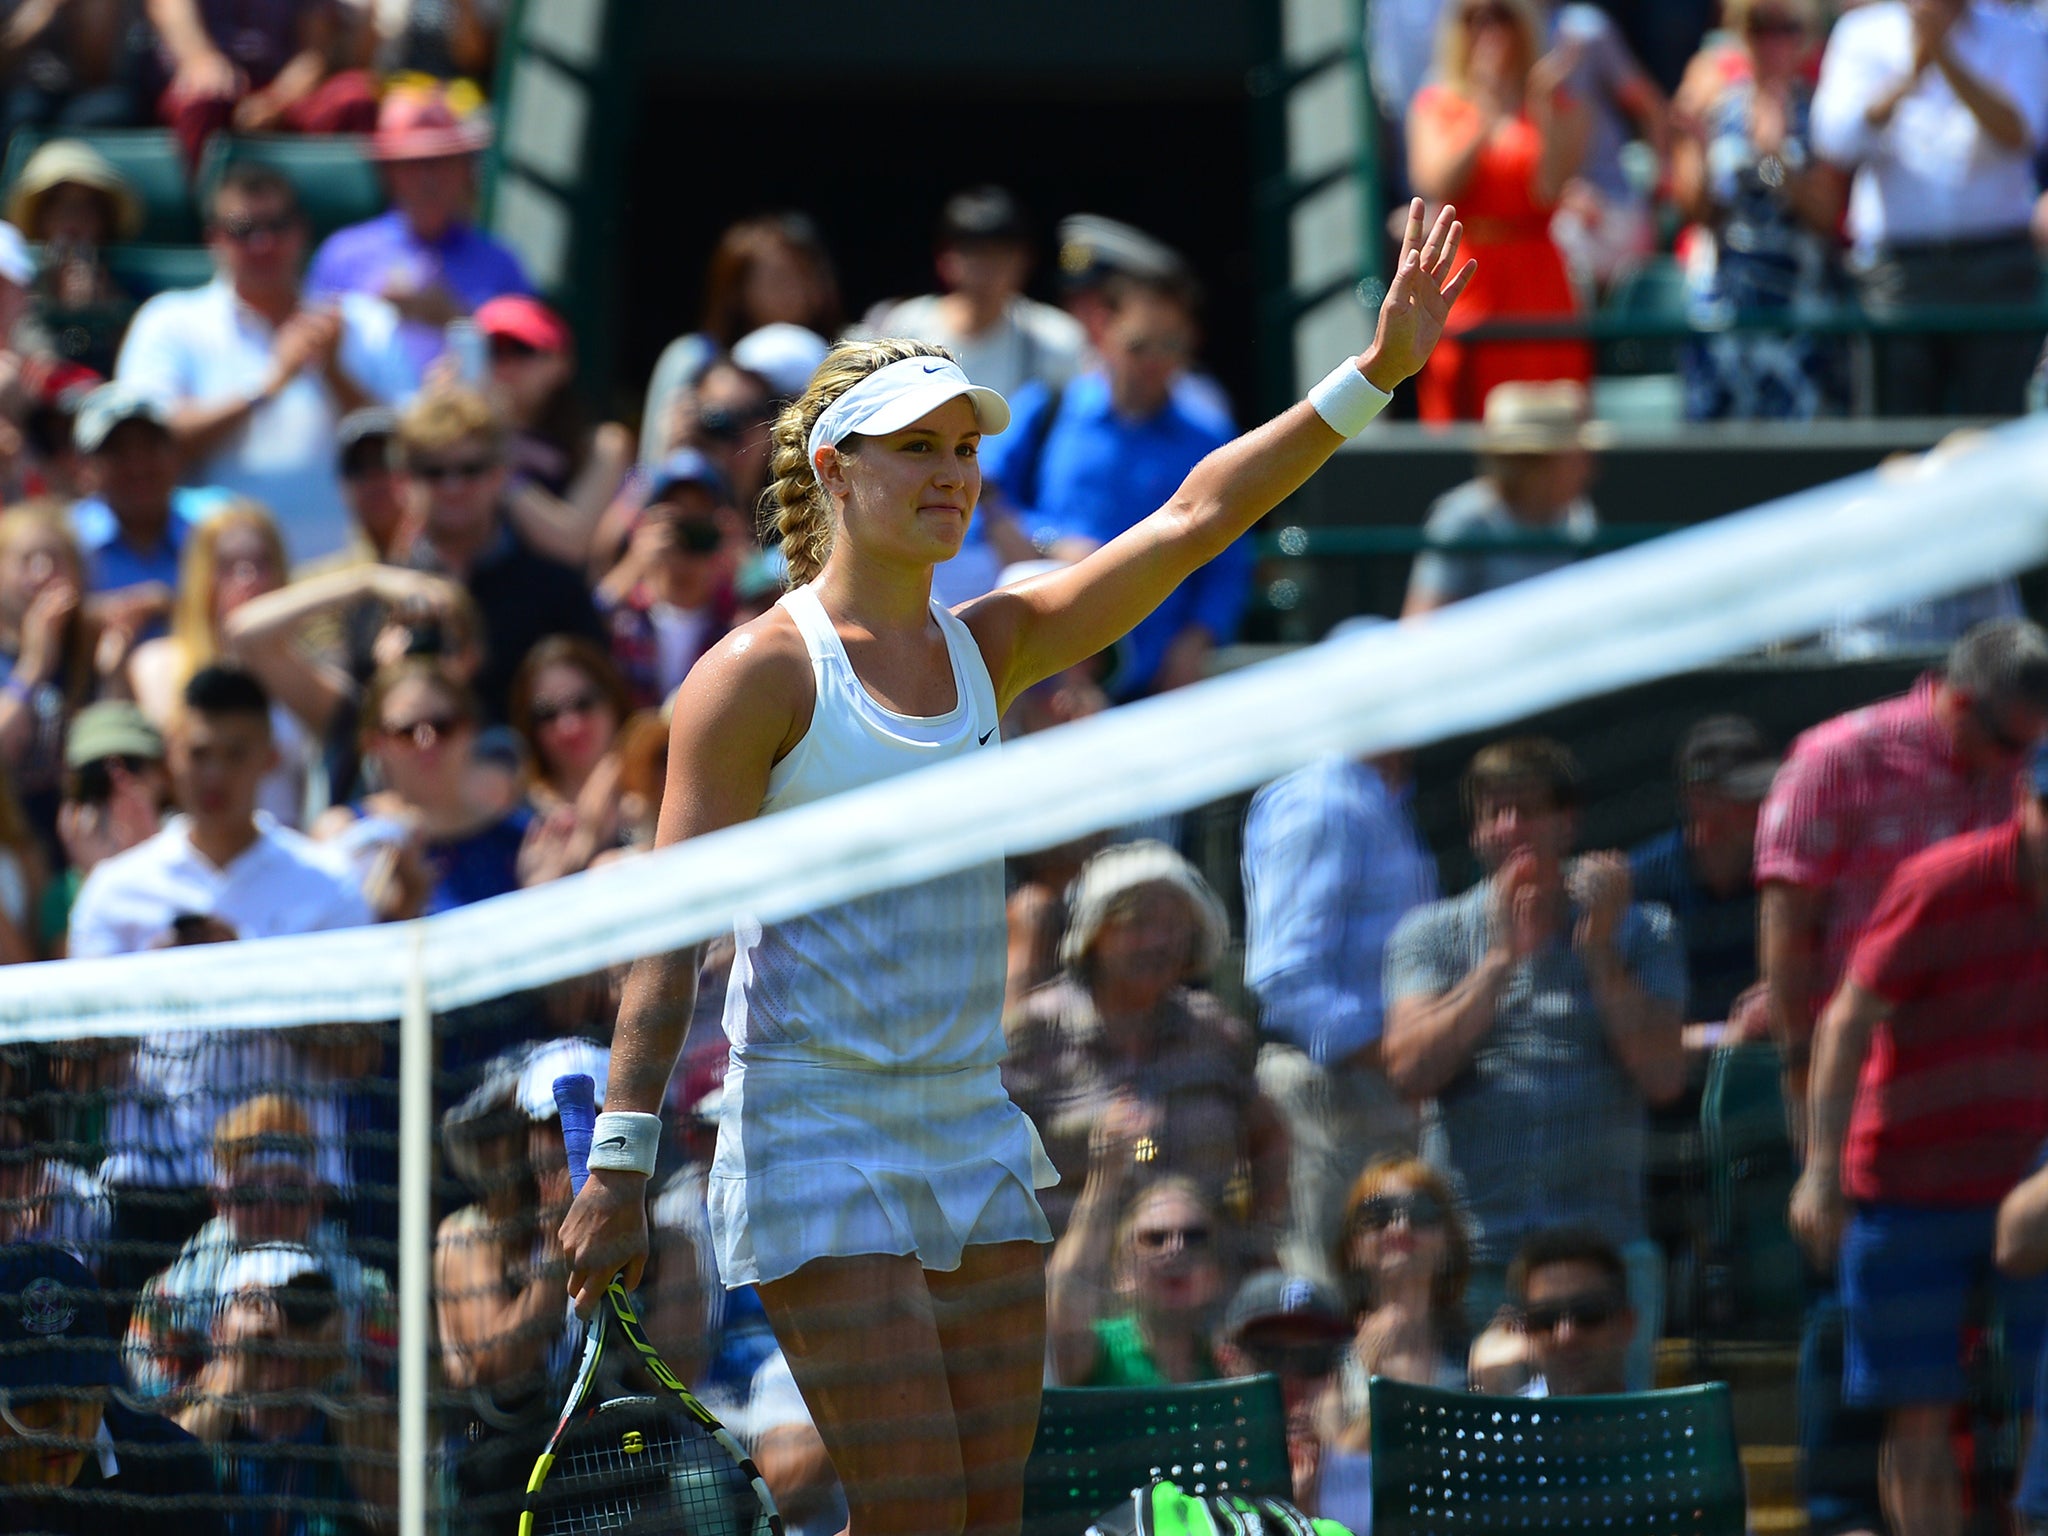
[560,1167,650,1318]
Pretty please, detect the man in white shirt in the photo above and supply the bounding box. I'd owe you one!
[68,664,374,1312]
[1811,0,2048,414]
[115,164,419,565]
[872,186,1086,404]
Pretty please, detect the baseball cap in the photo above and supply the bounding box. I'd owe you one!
[1055,214,1190,292]
[938,186,1030,247]
[216,1241,327,1300]
[64,700,164,769]
[475,295,571,356]
[1221,1271,1350,1342]
[73,382,170,454]
[806,356,1009,468]
[647,447,730,505]
[516,1037,609,1120]
[1676,715,1779,801]
[0,1245,122,1395]
[336,406,400,472]
[731,323,830,401]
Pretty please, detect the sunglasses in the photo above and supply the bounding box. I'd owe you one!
[1351,1192,1447,1232]
[382,714,469,749]
[695,405,760,443]
[489,335,543,362]
[530,690,603,728]
[1521,1292,1626,1335]
[1972,698,2036,757]
[409,456,498,484]
[1239,1339,1342,1378]
[216,214,297,244]
[1134,1224,1212,1255]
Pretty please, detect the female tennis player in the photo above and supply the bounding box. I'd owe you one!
[562,199,1474,1536]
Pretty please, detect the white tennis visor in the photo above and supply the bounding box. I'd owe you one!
[807,356,1011,467]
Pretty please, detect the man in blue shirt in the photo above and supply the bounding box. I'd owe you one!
[306,87,532,379]
[68,383,228,596]
[1243,734,1440,1285]
[982,276,1243,699]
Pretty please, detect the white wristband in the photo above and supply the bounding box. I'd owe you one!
[587,1111,662,1177]
[1308,361,1393,438]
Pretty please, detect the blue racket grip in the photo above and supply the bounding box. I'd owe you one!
[554,1073,598,1197]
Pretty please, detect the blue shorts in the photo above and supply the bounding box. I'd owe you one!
[1840,1202,2048,1410]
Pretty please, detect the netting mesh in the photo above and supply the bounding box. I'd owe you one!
[0,419,2044,1534]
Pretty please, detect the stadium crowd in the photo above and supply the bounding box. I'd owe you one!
[0,1,2046,1533]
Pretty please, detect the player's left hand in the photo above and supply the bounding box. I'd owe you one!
[1358,199,1478,391]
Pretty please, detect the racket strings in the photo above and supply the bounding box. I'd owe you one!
[529,1401,773,1536]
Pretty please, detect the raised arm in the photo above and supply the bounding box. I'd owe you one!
[962,200,1474,711]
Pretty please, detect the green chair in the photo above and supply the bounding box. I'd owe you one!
[1699,1041,1805,1342]
[1600,255,1688,376]
[197,134,384,241]
[1021,1375,1291,1536]
[0,127,197,244]
[1369,1377,1746,1536]
[103,243,216,298]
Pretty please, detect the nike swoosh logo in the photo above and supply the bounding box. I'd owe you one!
[978,727,996,745]
[922,363,946,373]
[594,1136,629,1151]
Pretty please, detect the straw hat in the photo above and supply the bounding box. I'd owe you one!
[1478,380,1608,455]
[5,140,143,242]
[1058,839,1231,979]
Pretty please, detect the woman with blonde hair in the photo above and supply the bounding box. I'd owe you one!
[127,500,314,825]
[561,202,1472,1536]
[0,501,98,848]
[1408,0,1590,421]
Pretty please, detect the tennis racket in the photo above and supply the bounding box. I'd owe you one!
[519,1072,784,1536]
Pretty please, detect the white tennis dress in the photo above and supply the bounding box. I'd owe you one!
[707,584,1058,1287]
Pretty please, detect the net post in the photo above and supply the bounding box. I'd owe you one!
[398,920,432,1536]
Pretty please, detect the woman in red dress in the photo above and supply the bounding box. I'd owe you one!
[1408,0,1592,422]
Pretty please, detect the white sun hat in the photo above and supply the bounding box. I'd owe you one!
[807,355,1010,468]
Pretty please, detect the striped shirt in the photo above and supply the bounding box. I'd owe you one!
[1755,675,2020,1026]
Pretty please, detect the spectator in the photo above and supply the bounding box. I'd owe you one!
[747,1347,848,1536]
[507,634,627,820]
[68,384,227,599]
[730,321,831,404]
[1810,0,2048,415]
[439,1039,602,1536]
[983,276,1243,692]
[1995,1153,2048,1536]
[173,1248,394,1536]
[313,658,534,916]
[7,141,142,377]
[639,212,843,461]
[1004,835,1102,1011]
[392,385,601,719]
[1004,840,1286,1249]
[1544,0,1671,293]
[15,356,99,501]
[374,0,499,81]
[474,295,633,565]
[0,1244,227,1536]
[1400,380,1601,617]
[0,503,98,848]
[1370,0,1451,191]
[0,0,146,144]
[51,699,170,940]
[69,667,373,1299]
[1408,0,1591,422]
[1672,0,1847,421]
[115,164,418,565]
[1211,1273,1351,1511]
[1244,726,1438,1287]
[307,84,528,380]
[1758,617,2048,1536]
[872,186,1087,402]
[0,1047,110,1261]
[123,1094,393,1405]
[1787,744,2048,1536]
[146,0,378,166]
[331,405,408,561]
[1046,1164,1227,1387]
[0,752,42,965]
[126,502,315,826]
[1383,736,1685,1390]
[1630,715,1777,1031]
[1469,1225,1637,1395]
[1312,1155,1472,1529]
[595,447,737,709]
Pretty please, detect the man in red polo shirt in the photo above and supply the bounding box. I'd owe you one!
[1791,739,2048,1536]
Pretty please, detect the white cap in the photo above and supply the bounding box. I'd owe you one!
[733,323,831,399]
[217,1241,326,1301]
[0,222,33,288]
[807,356,1010,468]
[516,1037,610,1120]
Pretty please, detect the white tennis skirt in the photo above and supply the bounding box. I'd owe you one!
[708,1054,1060,1288]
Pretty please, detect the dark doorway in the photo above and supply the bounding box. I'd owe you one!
[611,85,1259,424]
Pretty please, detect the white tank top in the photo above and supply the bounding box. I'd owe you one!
[723,585,1008,1071]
